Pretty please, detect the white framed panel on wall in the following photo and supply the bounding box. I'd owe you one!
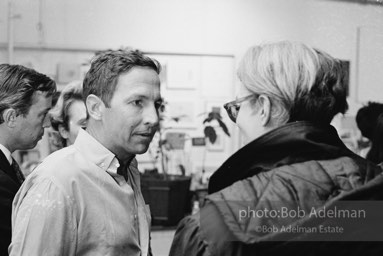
[166,55,201,90]
[356,26,383,103]
[201,56,235,98]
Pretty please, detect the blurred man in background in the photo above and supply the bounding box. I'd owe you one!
[356,102,383,164]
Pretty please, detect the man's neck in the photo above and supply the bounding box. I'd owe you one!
[86,125,135,166]
[120,154,135,167]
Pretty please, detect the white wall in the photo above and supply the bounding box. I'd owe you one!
[1,0,304,54]
[0,0,306,61]
[2,0,383,105]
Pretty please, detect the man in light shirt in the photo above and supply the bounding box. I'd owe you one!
[10,50,162,256]
[0,64,56,255]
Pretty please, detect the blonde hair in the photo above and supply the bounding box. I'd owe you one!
[50,80,84,131]
[237,41,348,125]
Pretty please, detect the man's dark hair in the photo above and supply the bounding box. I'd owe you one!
[366,113,383,164]
[0,64,56,124]
[356,101,383,140]
[83,49,161,107]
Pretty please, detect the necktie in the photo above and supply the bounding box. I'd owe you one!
[11,158,25,185]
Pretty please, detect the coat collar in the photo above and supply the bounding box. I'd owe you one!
[0,144,12,165]
[0,148,20,186]
[208,121,353,194]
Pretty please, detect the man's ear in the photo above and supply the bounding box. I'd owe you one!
[2,108,18,128]
[258,95,271,126]
[58,124,69,139]
[86,94,105,121]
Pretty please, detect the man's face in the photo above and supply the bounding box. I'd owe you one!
[102,67,161,159]
[15,91,52,150]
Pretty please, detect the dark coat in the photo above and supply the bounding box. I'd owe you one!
[170,122,383,256]
[0,151,22,255]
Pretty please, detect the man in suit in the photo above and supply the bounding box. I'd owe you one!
[0,64,56,255]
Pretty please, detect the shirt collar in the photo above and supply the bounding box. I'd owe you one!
[73,129,120,173]
[0,143,12,165]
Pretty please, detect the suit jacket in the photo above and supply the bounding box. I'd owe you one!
[0,151,22,255]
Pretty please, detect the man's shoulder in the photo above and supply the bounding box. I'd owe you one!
[287,156,383,189]
[33,146,85,181]
[41,146,76,165]
[19,146,89,199]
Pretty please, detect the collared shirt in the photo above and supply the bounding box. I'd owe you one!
[0,143,12,165]
[10,129,151,256]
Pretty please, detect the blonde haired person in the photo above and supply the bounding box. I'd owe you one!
[50,81,87,147]
[169,41,383,256]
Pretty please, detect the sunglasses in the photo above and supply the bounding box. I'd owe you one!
[223,94,257,123]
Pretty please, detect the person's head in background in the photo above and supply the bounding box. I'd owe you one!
[356,102,383,141]
[0,64,56,152]
[225,41,348,144]
[83,49,162,162]
[50,81,87,147]
[366,113,383,165]
[356,102,383,164]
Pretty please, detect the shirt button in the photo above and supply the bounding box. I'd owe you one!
[134,214,137,220]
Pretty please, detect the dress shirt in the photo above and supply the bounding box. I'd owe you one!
[10,129,151,256]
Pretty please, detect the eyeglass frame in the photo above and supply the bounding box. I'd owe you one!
[223,94,258,123]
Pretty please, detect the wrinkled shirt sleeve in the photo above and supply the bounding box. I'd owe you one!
[9,178,77,256]
[169,213,210,256]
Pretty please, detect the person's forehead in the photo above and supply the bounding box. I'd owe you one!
[114,68,160,96]
[68,100,86,119]
[117,67,160,84]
